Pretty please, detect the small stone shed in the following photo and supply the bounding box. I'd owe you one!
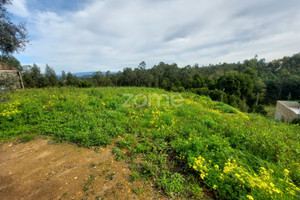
[275,101,300,122]
[0,61,24,89]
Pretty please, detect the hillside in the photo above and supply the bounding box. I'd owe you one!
[0,87,299,199]
[14,53,300,115]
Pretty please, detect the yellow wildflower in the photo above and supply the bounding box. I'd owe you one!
[284,169,289,176]
[200,173,206,179]
[234,173,241,178]
[289,190,295,196]
[246,195,254,200]
[213,185,217,190]
[273,188,281,194]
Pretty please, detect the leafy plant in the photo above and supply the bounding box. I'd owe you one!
[129,173,140,183]
[157,171,185,196]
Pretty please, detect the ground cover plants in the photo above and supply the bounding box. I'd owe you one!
[0,87,299,199]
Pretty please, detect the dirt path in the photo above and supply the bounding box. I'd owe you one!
[0,138,164,200]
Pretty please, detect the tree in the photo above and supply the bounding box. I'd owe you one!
[121,68,136,86]
[66,72,79,86]
[30,64,44,87]
[21,64,46,88]
[22,65,35,88]
[61,70,66,86]
[92,71,105,86]
[138,61,146,69]
[44,65,58,87]
[0,0,28,55]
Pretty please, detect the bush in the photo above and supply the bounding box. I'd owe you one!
[209,89,225,102]
[253,104,268,116]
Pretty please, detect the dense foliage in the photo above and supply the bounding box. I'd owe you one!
[1,87,299,199]
[0,0,28,55]
[14,53,300,114]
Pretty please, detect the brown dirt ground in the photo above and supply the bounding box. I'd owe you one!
[0,138,166,200]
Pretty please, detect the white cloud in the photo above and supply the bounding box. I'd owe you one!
[7,0,29,18]
[13,0,300,73]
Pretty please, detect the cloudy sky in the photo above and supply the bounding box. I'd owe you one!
[7,0,300,73]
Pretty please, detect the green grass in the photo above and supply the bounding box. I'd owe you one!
[0,87,299,199]
[265,104,276,119]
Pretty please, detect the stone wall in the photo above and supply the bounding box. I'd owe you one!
[275,101,300,122]
[0,70,24,89]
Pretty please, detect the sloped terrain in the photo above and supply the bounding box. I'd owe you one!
[0,87,299,199]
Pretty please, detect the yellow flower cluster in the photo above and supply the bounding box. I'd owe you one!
[127,110,138,119]
[0,101,20,117]
[150,109,163,126]
[246,195,254,200]
[191,156,209,180]
[222,159,300,198]
[238,112,250,120]
[185,99,198,105]
[43,94,60,109]
[207,108,221,115]
[149,106,178,131]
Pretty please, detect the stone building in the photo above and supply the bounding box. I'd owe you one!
[0,61,24,89]
[275,101,300,122]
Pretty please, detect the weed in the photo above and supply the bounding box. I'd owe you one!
[18,134,35,143]
[83,174,95,192]
[157,171,185,196]
[138,162,157,179]
[95,195,103,200]
[112,147,125,160]
[129,164,138,171]
[132,187,144,195]
[94,147,100,152]
[116,182,124,189]
[129,173,140,182]
[61,192,68,198]
[89,162,96,168]
[105,173,115,181]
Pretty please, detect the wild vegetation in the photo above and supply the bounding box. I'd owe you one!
[1,87,299,199]
[2,53,299,115]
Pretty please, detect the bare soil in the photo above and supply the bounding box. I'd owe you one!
[0,138,165,200]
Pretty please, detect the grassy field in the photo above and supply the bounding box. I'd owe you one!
[0,87,299,199]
